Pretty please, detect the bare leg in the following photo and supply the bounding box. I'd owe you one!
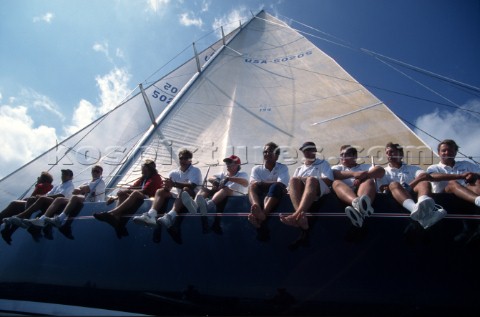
[281,178,319,230]
[248,182,266,228]
[16,196,54,219]
[211,188,229,205]
[152,188,173,213]
[108,191,146,220]
[446,180,479,204]
[389,182,411,205]
[0,201,27,222]
[357,179,376,202]
[332,180,357,205]
[288,177,304,211]
[43,197,69,218]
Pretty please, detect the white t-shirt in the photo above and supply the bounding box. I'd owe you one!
[331,163,372,189]
[47,180,75,199]
[250,162,290,186]
[213,170,249,196]
[427,160,480,193]
[84,177,106,202]
[168,164,203,195]
[293,158,334,195]
[379,163,425,187]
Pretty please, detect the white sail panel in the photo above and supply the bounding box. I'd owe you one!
[0,27,240,209]
[134,11,433,182]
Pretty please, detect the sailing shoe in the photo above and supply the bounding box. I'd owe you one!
[24,217,46,228]
[352,195,374,217]
[4,216,27,228]
[181,191,198,214]
[418,204,447,229]
[132,212,158,228]
[44,216,63,228]
[195,195,208,216]
[411,197,435,222]
[157,213,174,228]
[345,206,364,228]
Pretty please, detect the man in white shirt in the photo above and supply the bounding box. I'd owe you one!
[427,139,480,204]
[379,143,446,229]
[190,154,249,215]
[133,149,202,229]
[247,142,290,229]
[2,169,75,242]
[332,145,385,228]
[280,141,333,230]
[23,165,106,239]
[3,169,75,228]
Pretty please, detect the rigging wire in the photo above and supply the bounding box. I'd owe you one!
[398,115,479,165]
[270,14,480,114]
[272,12,480,163]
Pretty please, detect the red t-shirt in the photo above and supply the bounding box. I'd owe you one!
[131,173,163,198]
[31,183,54,196]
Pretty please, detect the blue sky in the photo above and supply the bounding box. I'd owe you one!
[1,0,479,178]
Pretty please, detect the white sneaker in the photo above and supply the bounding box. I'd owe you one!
[345,206,364,228]
[352,195,374,217]
[44,216,63,228]
[132,212,158,228]
[25,217,46,228]
[181,191,198,214]
[157,213,173,228]
[411,197,435,222]
[418,204,447,229]
[195,195,208,215]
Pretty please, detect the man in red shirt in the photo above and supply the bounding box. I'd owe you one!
[93,159,163,238]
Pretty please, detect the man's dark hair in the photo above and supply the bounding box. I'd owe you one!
[340,145,357,156]
[265,142,281,156]
[438,139,459,152]
[385,142,404,157]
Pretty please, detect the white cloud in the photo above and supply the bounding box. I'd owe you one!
[63,99,97,136]
[212,8,249,37]
[201,0,210,12]
[0,105,57,177]
[414,98,480,161]
[96,68,132,114]
[147,0,171,13]
[63,67,131,136]
[93,41,115,64]
[20,88,65,121]
[179,12,203,27]
[33,12,54,23]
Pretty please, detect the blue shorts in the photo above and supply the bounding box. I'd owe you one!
[267,182,287,199]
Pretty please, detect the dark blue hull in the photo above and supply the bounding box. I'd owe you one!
[1,193,479,316]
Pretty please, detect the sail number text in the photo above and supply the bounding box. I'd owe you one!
[151,83,179,104]
[244,50,312,64]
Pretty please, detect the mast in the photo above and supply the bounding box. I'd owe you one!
[105,11,260,191]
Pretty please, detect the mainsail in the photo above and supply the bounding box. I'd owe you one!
[0,10,433,210]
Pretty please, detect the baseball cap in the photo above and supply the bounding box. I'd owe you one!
[299,141,317,152]
[223,155,241,165]
[61,169,74,177]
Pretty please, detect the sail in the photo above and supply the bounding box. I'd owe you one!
[0,10,434,209]
[0,25,241,210]
[129,11,434,185]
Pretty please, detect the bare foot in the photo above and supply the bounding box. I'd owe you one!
[279,213,299,227]
[247,213,261,228]
[297,212,309,230]
[251,204,266,222]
